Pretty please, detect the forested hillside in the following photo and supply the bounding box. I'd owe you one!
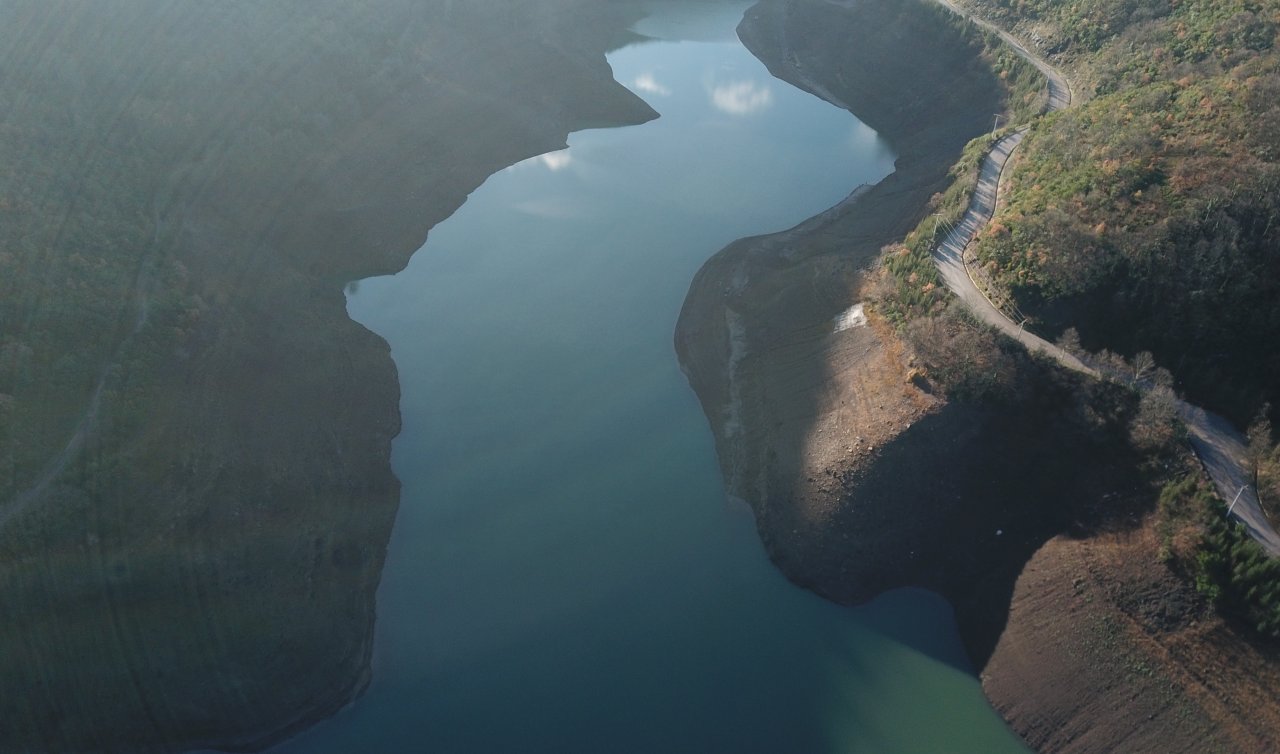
[0,0,647,506]
[857,2,1280,748]
[962,0,1280,426]
[0,2,653,750]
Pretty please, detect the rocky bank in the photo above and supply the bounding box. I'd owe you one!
[677,1,1280,752]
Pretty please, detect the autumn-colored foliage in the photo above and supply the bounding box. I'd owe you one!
[966,0,1280,425]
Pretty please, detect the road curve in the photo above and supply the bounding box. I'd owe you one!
[933,129,1096,376]
[929,0,1280,556]
[1182,406,1280,554]
[933,0,1072,111]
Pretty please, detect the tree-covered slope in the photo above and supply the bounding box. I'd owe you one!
[0,2,654,750]
[963,0,1280,426]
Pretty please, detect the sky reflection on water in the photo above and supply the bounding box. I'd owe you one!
[265,4,1027,753]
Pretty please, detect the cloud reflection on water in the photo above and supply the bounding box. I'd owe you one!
[506,149,574,172]
[709,79,772,115]
[539,151,572,170]
[633,72,671,96]
[510,197,581,219]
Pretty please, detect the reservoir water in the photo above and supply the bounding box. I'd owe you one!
[272,4,1029,752]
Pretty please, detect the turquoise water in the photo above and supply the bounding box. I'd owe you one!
[271,4,1029,752]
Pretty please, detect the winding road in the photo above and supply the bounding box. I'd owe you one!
[931,0,1280,556]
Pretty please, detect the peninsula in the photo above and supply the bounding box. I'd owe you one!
[677,0,1280,751]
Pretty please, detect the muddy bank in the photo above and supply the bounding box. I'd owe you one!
[675,0,1007,513]
[675,0,1012,564]
[676,1,1280,751]
[0,2,653,751]
[673,0,1108,674]
[983,517,1280,754]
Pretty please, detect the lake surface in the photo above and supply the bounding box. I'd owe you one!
[271,3,1029,752]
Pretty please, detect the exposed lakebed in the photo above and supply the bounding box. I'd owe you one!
[271,4,1027,752]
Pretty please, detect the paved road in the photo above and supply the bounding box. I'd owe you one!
[1182,405,1280,554]
[933,129,1096,376]
[934,0,1072,111]
[930,0,1280,556]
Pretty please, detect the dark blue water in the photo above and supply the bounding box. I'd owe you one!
[270,4,1028,752]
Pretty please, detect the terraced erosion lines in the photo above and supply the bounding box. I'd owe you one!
[929,0,1280,556]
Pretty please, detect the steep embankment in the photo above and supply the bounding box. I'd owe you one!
[0,2,654,751]
[982,519,1280,754]
[957,0,1280,429]
[676,0,1013,527]
[676,0,1110,619]
[930,2,1280,750]
[678,0,1280,752]
[929,0,1280,558]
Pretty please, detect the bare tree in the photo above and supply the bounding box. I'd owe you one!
[905,306,1017,400]
[1055,326,1082,356]
[1129,384,1181,453]
[1247,408,1280,517]
[1131,350,1156,384]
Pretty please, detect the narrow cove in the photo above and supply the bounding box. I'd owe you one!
[271,4,1029,751]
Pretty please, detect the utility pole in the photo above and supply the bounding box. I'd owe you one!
[932,213,953,240]
[992,113,1003,136]
[1228,485,1247,517]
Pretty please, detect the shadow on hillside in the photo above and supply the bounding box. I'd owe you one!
[675,0,1162,677]
[764,358,1155,673]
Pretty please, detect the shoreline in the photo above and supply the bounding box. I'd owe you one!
[0,3,658,752]
[677,2,1280,752]
[676,0,1008,517]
